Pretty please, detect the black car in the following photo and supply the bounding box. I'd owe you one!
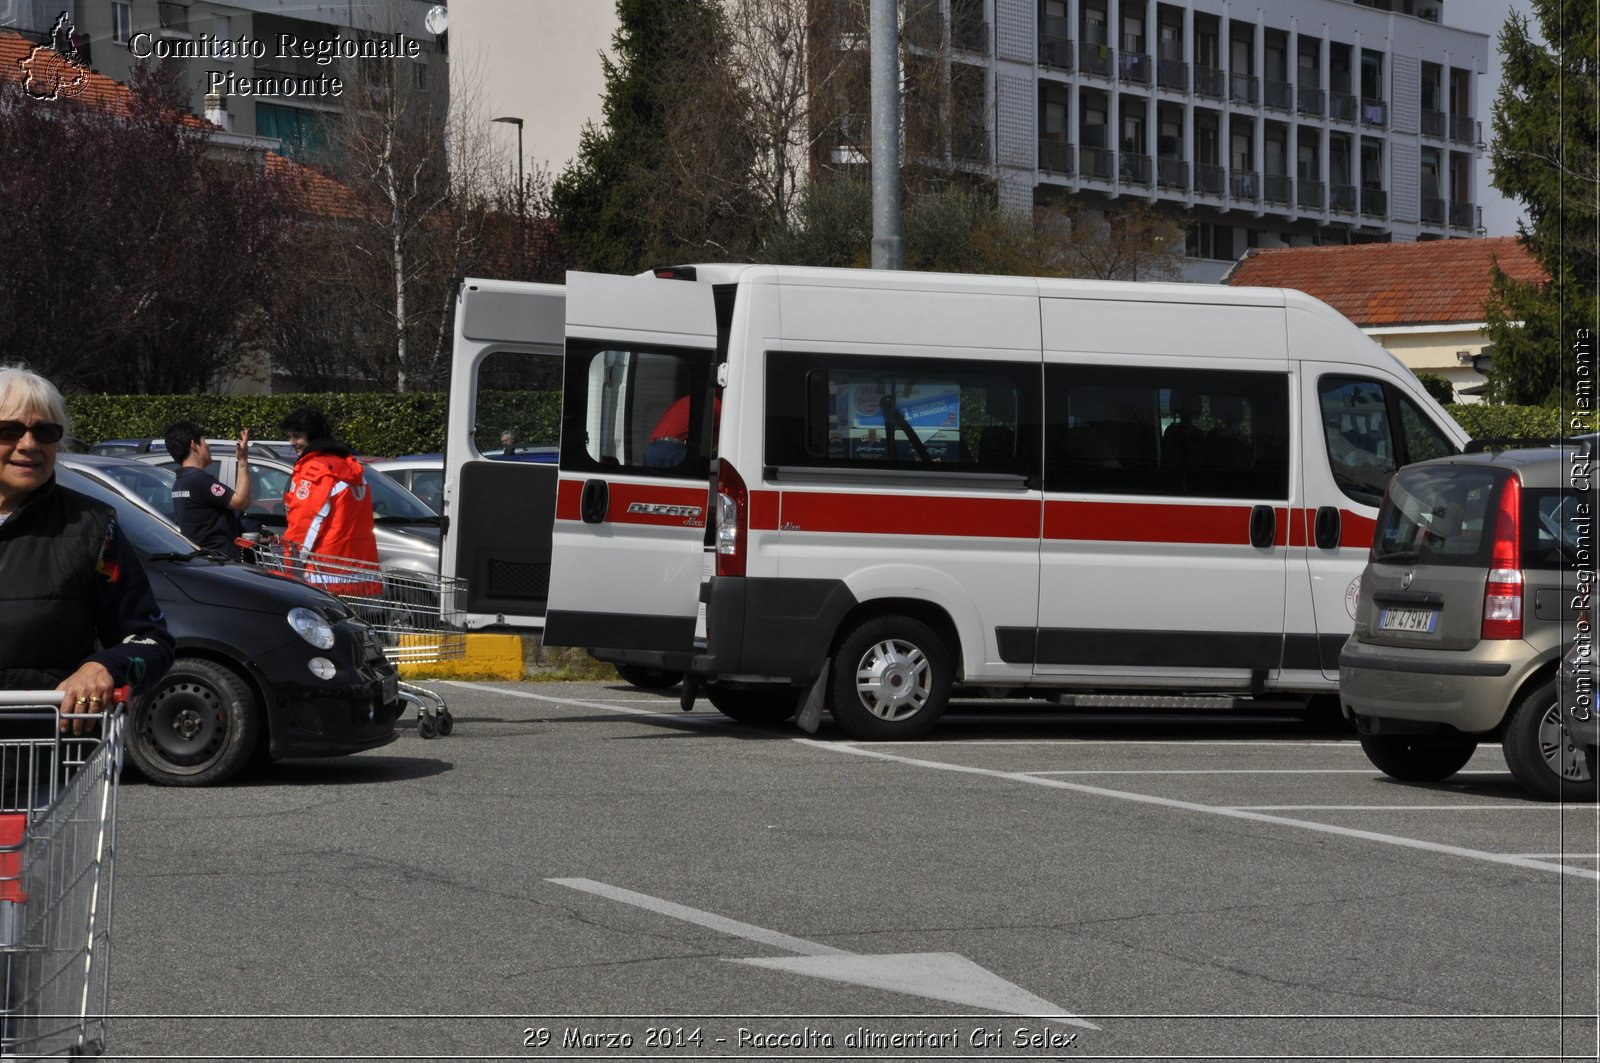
[57,467,404,786]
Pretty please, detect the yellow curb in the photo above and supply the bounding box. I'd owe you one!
[398,633,524,680]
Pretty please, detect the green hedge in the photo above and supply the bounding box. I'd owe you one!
[65,392,562,458]
[1444,402,1591,441]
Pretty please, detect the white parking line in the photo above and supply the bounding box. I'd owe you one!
[1022,768,1499,776]
[1233,804,1600,811]
[1510,853,1600,859]
[800,741,1600,882]
[442,682,720,722]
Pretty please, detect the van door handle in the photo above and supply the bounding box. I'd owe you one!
[1314,505,1341,550]
[1249,504,1275,549]
[579,479,609,524]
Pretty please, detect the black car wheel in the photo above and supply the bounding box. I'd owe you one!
[1503,679,1595,802]
[1357,729,1479,782]
[614,665,683,690]
[130,659,261,787]
[827,615,952,740]
[706,684,795,725]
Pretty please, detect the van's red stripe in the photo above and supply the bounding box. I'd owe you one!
[749,490,780,531]
[1045,500,1258,545]
[1341,510,1377,549]
[778,492,1040,538]
[555,479,708,527]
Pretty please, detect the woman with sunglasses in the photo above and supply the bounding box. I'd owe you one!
[0,366,173,732]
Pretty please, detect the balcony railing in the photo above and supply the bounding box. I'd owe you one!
[1421,197,1445,224]
[1080,146,1115,180]
[1450,115,1477,142]
[1264,79,1293,111]
[1264,174,1292,204]
[1361,186,1387,216]
[1195,162,1225,195]
[1449,201,1478,229]
[1039,137,1074,174]
[1119,51,1151,84]
[1297,178,1324,210]
[1421,109,1446,137]
[1230,72,1258,104]
[1040,32,1073,70]
[1157,59,1187,91]
[1231,170,1259,200]
[1080,42,1113,78]
[1297,84,1325,116]
[1329,91,1356,122]
[1330,184,1357,212]
[1195,65,1224,98]
[1157,157,1188,189]
[953,18,988,53]
[1120,152,1152,184]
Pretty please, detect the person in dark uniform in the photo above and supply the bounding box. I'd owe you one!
[164,422,253,559]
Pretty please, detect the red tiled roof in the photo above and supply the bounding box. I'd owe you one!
[2,30,355,217]
[1223,237,1548,327]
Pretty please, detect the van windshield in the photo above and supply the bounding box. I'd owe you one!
[1374,466,1499,566]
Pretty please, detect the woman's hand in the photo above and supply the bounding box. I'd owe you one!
[54,661,115,735]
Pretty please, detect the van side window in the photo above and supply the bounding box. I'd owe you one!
[559,343,716,478]
[1043,366,1290,499]
[1319,377,1396,506]
[473,348,563,457]
[764,352,1040,477]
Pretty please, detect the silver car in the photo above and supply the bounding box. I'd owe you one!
[1340,446,1594,801]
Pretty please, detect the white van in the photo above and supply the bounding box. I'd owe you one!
[443,265,1469,739]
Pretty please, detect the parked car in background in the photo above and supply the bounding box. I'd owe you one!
[1340,446,1593,801]
[55,465,402,786]
[138,451,441,575]
[59,452,180,522]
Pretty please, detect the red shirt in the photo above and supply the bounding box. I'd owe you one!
[650,396,721,442]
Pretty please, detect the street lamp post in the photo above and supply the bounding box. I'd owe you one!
[493,115,525,275]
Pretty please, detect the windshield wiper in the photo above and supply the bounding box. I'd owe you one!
[147,548,224,563]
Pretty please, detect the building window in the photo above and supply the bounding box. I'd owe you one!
[112,1,131,44]
[256,103,330,162]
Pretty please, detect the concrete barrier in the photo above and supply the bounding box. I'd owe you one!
[398,633,525,680]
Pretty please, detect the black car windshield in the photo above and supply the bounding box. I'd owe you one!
[54,468,199,556]
[1375,465,1499,566]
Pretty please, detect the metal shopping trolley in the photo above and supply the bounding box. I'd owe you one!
[244,540,466,738]
[0,690,126,1059]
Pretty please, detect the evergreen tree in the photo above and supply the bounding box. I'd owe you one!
[552,0,757,273]
[1485,1,1598,408]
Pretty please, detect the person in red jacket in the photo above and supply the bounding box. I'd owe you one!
[278,407,381,596]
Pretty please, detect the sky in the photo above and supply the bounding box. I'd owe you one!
[1446,0,1537,237]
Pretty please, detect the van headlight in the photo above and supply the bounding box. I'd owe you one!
[288,607,336,649]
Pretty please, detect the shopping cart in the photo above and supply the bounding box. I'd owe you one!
[0,689,127,1059]
[243,539,465,738]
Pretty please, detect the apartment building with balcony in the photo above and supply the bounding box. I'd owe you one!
[852,0,1490,281]
[2,0,446,163]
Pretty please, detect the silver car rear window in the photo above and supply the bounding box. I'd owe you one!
[1374,466,1501,566]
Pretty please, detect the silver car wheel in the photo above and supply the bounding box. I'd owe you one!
[1538,700,1591,782]
[854,638,931,722]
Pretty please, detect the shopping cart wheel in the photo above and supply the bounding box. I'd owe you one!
[417,713,441,739]
[438,711,454,736]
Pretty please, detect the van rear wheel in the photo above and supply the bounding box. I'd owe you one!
[1503,680,1594,802]
[613,665,683,690]
[1357,729,1478,782]
[828,616,951,741]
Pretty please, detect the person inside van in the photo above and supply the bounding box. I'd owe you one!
[643,394,721,469]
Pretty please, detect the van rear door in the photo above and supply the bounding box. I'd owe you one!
[442,278,565,629]
[542,272,721,653]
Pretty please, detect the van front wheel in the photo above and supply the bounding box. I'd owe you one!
[1357,729,1478,782]
[828,616,951,741]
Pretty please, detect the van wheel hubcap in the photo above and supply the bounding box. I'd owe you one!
[1538,702,1590,781]
[854,639,931,722]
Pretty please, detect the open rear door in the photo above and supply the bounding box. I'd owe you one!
[542,271,720,655]
[442,278,565,629]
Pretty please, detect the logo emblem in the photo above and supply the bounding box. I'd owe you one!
[210,482,227,498]
[1401,570,1415,590]
[295,483,310,500]
[626,502,702,519]
[21,13,89,101]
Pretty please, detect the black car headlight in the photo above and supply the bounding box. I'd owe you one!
[288,607,336,650]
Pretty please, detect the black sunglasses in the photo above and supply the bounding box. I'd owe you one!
[0,420,65,444]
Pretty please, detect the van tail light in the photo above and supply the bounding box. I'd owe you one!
[1482,476,1523,640]
[716,458,748,577]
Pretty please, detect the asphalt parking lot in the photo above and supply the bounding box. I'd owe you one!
[108,680,1597,1060]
